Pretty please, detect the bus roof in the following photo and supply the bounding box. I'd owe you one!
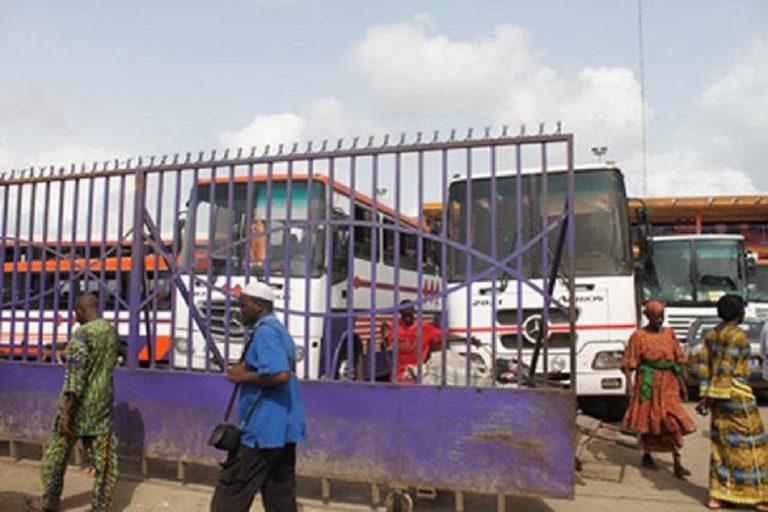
[196,173,425,230]
[446,165,621,185]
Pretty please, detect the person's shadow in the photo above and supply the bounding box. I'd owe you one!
[109,401,145,511]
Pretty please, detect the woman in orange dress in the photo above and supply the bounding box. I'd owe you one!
[621,300,696,478]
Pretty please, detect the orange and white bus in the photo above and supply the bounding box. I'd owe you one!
[0,243,174,365]
[173,173,442,377]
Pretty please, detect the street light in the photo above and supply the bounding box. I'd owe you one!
[591,146,608,163]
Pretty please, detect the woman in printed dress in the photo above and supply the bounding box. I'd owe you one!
[621,300,696,478]
[698,294,768,510]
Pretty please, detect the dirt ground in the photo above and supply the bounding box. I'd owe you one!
[1,402,762,511]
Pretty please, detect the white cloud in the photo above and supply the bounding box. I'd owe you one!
[350,19,540,116]
[217,97,380,152]
[349,16,643,169]
[219,113,305,150]
[624,150,757,197]
[217,18,765,198]
[690,37,768,191]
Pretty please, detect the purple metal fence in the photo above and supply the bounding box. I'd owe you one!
[0,127,576,502]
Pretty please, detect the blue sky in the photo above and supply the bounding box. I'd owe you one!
[1,0,766,196]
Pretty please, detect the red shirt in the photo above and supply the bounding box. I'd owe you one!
[387,318,443,382]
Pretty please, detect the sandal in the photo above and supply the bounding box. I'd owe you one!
[641,453,658,470]
[674,463,691,479]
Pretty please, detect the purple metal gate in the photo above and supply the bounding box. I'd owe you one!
[0,126,576,503]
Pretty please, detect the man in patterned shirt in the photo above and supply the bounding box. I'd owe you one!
[26,294,119,512]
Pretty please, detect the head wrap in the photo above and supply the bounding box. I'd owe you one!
[642,300,665,318]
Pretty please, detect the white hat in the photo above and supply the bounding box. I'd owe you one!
[241,281,276,302]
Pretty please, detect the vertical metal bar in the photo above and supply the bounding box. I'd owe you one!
[283,161,294,329]
[114,175,126,332]
[567,137,577,393]
[241,162,255,371]
[392,152,402,381]
[37,178,52,362]
[540,144,549,385]
[9,182,24,355]
[323,158,336,378]
[223,165,235,366]
[415,151,425,383]
[128,167,146,369]
[84,177,95,300]
[439,149,448,384]
[345,157,356,380]
[0,183,10,346]
[23,180,38,359]
[490,145,498,387]
[243,163,255,282]
[151,170,166,368]
[170,168,182,370]
[515,144,524,386]
[51,179,67,362]
[302,160,314,379]
[264,162,273,280]
[204,165,218,372]
[464,148,473,381]
[186,167,200,371]
[66,177,80,342]
[369,154,379,382]
[99,178,110,314]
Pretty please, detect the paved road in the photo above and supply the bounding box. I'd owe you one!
[1,403,764,511]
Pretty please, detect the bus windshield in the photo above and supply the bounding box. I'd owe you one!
[447,169,632,281]
[182,180,327,277]
[643,239,747,306]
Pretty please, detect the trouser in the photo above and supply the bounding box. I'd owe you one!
[41,430,118,511]
[210,443,297,512]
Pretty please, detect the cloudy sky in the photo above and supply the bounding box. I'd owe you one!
[1,0,766,196]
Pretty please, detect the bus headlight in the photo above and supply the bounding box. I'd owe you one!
[174,337,190,354]
[551,356,566,373]
[592,350,623,370]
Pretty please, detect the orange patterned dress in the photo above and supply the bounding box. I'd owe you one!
[621,327,696,452]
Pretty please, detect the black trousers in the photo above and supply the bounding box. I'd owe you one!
[210,443,297,512]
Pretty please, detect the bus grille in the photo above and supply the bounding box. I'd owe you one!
[198,300,246,344]
[666,315,694,341]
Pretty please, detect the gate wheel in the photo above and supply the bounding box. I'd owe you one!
[385,489,414,512]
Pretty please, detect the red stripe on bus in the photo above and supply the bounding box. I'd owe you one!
[448,323,636,334]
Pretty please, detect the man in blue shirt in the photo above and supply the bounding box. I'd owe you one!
[211,281,306,512]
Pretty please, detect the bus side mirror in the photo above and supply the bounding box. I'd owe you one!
[746,252,757,277]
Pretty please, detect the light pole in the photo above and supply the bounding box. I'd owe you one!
[591,146,608,163]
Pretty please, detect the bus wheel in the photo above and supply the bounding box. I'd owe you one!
[385,489,413,512]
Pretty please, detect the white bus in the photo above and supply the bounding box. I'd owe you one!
[172,174,441,377]
[641,234,755,338]
[444,165,636,402]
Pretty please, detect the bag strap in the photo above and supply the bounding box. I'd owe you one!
[223,325,255,422]
[224,318,296,423]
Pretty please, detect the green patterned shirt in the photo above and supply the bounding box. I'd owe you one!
[60,318,118,436]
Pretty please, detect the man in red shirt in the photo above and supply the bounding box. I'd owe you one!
[381,300,483,383]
